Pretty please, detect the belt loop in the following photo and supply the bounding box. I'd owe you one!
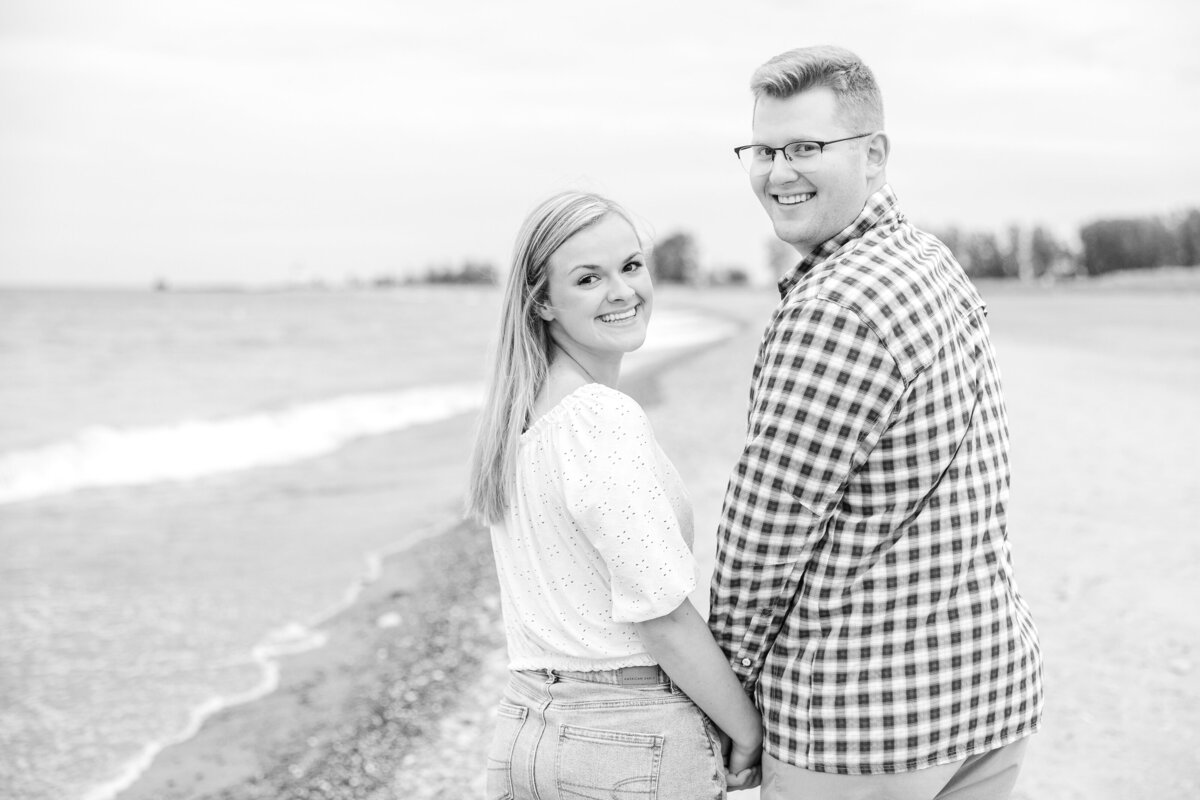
[544,669,558,685]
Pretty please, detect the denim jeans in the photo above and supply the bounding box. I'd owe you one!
[486,668,727,800]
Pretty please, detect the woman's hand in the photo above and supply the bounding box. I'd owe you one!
[719,728,763,791]
[634,600,765,790]
[726,765,762,792]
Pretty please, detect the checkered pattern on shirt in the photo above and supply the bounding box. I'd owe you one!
[710,186,1043,774]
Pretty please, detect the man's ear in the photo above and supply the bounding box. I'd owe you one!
[865,131,890,178]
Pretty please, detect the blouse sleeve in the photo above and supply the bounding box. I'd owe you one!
[555,388,697,623]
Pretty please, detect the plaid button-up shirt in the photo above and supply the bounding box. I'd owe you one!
[710,186,1043,774]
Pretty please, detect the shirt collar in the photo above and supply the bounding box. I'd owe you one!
[776,184,903,298]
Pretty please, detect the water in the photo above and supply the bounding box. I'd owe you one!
[0,286,736,800]
[0,288,492,454]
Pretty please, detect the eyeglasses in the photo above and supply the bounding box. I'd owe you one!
[733,133,874,175]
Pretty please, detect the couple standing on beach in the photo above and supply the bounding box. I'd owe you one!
[466,46,1044,800]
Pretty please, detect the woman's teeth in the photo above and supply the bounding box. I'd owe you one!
[600,307,637,323]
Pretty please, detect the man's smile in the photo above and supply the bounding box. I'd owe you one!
[775,192,815,206]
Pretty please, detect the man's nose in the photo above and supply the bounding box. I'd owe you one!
[767,150,800,180]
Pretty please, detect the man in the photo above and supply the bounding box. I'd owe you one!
[709,46,1043,799]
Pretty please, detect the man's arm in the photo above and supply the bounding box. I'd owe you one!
[709,298,906,685]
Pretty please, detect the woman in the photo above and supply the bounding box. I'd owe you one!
[466,191,761,799]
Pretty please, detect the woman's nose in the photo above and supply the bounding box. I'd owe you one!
[608,275,636,301]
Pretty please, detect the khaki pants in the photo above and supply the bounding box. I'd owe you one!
[762,737,1030,800]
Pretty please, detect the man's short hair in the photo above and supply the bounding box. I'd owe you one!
[751,45,884,132]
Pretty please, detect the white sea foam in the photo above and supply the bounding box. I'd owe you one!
[640,308,741,353]
[1,308,738,508]
[77,520,450,800]
[624,308,741,373]
[80,623,330,800]
[0,383,485,506]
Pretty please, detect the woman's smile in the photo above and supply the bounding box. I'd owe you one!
[598,304,640,325]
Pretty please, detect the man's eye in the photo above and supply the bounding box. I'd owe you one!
[751,145,775,161]
[788,142,822,158]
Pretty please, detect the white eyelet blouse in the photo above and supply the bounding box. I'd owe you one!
[490,382,697,672]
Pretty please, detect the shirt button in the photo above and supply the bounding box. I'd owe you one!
[741,658,752,667]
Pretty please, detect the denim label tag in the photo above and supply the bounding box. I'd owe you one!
[619,671,660,686]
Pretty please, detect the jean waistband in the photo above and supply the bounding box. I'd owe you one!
[527,666,669,687]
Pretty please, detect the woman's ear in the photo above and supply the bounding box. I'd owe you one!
[537,303,555,322]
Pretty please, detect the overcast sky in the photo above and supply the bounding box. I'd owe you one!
[2,0,1197,287]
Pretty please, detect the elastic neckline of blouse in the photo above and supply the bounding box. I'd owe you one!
[521,381,618,440]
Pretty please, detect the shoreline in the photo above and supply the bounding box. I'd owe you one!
[86,515,460,800]
[108,289,762,800]
[114,515,507,800]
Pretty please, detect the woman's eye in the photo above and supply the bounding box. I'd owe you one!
[623,260,644,272]
[576,273,599,286]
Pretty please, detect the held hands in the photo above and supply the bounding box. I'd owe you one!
[719,729,763,792]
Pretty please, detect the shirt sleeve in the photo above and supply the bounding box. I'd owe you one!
[709,299,906,686]
[556,390,698,624]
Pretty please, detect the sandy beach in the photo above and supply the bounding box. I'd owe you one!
[114,279,1200,800]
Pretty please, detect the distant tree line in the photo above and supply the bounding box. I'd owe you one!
[1077,209,1200,276]
[364,260,498,287]
[373,206,1200,289]
[931,224,1074,281]
[936,208,1200,279]
[653,207,1200,286]
[650,231,750,285]
[416,260,498,284]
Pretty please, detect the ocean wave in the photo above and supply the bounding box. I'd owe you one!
[80,622,330,800]
[77,519,454,800]
[1,308,739,508]
[638,308,741,352]
[0,384,485,506]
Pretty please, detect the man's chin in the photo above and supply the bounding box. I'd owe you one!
[770,225,807,253]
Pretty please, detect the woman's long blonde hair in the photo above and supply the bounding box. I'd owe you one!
[466,191,637,525]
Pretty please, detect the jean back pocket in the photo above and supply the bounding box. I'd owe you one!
[555,724,663,800]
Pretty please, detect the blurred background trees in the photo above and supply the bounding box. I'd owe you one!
[374,206,1200,287]
[935,206,1199,280]
[649,231,701,284]
[1079,210,1200,276]
[646,206,1200,287]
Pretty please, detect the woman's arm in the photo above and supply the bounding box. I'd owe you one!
[634,599,762,777]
